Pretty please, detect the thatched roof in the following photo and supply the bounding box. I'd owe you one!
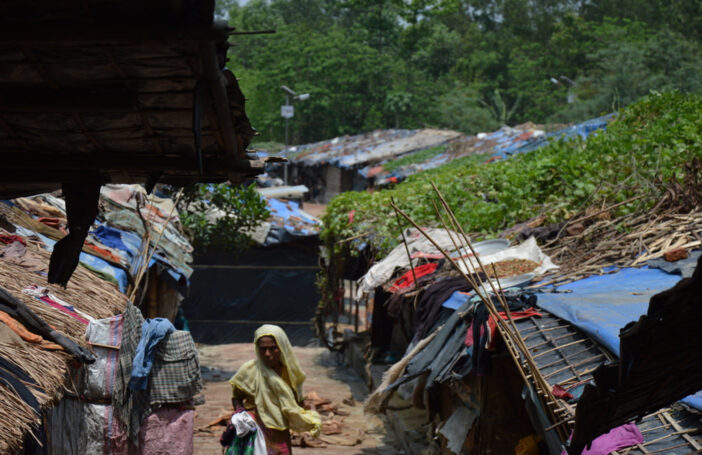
[0,0,265,198]
[0,241,127,453]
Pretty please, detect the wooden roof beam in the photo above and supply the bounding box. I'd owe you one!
[0,22,232,44]
[0,154,264,174]
[0,87,136,113]
[200,42,238,159]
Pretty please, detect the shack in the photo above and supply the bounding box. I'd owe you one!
[351,220,702,454]
[319,111,702,454]
[0,186,202,454]
[345,205,702,454]
[279,129,462,202]
[0,0,263,452]
[0,0,267,290]
[276,115,611,202]
[362,114,612,187]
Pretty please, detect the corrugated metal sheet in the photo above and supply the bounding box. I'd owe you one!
[285,129,461,168]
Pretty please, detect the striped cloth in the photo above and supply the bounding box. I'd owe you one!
[113,303,203,445]
[113,302,150,444]
[150,330,202,405]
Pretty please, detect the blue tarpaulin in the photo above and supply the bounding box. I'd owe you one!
[442,290,472,310]
[34,233,129,293]
[266,198,321,236]
[90,223,190,288]
[515,114,613,156]
[536,267,702,411]
[91,224,143,260]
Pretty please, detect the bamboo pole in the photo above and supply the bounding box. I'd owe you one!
[390,197,418,290]
[397,183,572,441]
[128,188,183,303]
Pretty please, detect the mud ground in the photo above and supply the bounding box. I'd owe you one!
[193,343,404,455]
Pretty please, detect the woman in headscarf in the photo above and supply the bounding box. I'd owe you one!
[229,324,321,455]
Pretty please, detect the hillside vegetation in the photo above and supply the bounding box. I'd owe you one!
[222,0,702,145]
[320,92,702,257]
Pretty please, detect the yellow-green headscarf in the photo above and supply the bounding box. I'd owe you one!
[229,324,322,436]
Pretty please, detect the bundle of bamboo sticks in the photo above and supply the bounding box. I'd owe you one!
[389,182,572,444]
[538,208,702,287]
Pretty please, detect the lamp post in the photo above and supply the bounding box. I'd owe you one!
[549,76,577,104]
[280,85,309,184]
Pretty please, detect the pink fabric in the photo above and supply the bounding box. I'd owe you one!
[104,405,128,455]
[562,423,643,455]
[138,408,194,455]
[38,295,90,324]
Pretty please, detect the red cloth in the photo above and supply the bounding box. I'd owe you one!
[552,384,574,400]
[84,242,122,264]
[465,308,542,349]
[37,217,63,229]
[388,262,439,293]
[0,234,26,246]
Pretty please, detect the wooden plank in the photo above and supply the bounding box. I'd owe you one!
[0,154,257,172]
[200,42,237,158]
[532,339,588,358]
[0,87,136,113]
[661,411,702,451]
[0,23,230,44]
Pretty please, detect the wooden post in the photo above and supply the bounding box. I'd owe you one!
[354,281,359,333]
[147,268,159,318]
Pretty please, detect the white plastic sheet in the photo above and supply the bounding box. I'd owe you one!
[457,236,558,276]
[357,227,465,296]
[83,314,123,400]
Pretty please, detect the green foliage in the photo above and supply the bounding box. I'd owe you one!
[552,20,702,122]
[179,183,270,252]
[381,145,447,173]
[435,84,500,133]
[321,92,702,257]
[221,0,702,144]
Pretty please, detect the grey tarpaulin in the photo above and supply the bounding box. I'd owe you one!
[48,399,126,455]
[647,250,701,278]
[82,314,124,400]
[386,301,470,391]
[439,403,479,455]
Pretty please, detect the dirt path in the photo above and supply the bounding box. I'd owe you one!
[193,343,402,455]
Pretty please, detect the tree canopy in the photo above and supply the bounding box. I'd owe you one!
[220,0,702,145]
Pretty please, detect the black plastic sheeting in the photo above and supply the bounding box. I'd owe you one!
[182,238,320,345]
[263,225,317,248]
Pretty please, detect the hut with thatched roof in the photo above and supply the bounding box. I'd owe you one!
[0,183,203,454]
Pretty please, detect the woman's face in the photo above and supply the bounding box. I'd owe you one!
[258,336,282,370]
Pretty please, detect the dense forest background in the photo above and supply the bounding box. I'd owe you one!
[218,0,702,144]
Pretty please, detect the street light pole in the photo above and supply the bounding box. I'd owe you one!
[280,85,309,185]
[284,94,290,148]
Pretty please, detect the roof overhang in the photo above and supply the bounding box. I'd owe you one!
[0,1,264,198]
